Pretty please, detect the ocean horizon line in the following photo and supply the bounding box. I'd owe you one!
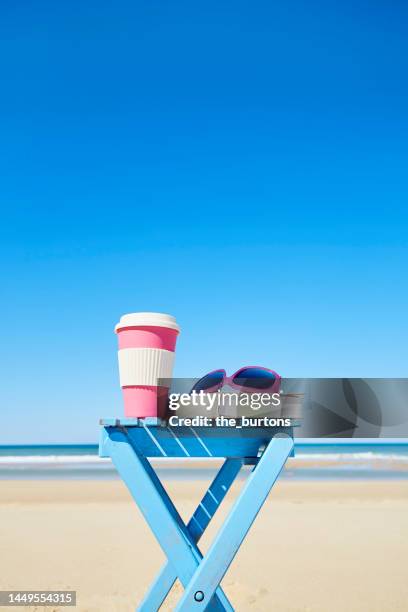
[0,441,407,481]
[1,439,408,450]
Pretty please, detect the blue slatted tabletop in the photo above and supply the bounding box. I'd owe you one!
[99,418,294,459]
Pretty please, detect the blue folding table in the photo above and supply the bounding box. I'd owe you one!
[99,418,295,611]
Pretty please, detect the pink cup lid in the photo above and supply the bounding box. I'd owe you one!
[115,312,180,333]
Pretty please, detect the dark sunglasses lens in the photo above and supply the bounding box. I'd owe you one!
[191,370,224,393]
[232,368,277,389]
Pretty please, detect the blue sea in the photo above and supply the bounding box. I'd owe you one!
[1,442,407,480]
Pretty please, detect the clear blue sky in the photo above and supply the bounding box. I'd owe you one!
[1,1,407,443]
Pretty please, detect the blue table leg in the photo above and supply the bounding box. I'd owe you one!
[138,458,243,611]
[105,429,233,611]
[175,434,294,611]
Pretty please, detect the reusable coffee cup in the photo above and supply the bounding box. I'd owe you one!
[115,312,180,418]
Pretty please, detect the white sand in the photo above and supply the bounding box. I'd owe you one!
[1,479,408,611]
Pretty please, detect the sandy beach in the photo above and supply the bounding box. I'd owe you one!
[1,478,407,612]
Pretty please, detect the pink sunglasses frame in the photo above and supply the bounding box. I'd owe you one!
[192,366,281,394]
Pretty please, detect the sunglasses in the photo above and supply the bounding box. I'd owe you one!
[190,367,281,394]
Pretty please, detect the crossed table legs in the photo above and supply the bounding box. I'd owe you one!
[103,429,294,611]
